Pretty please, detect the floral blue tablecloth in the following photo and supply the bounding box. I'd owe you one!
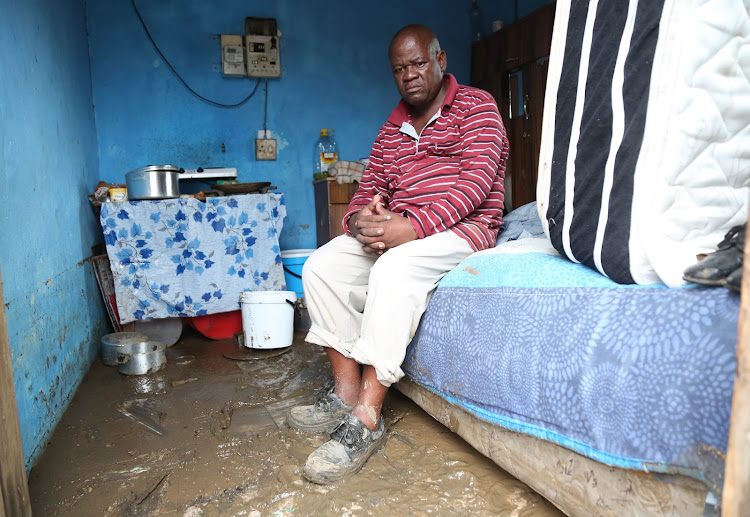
[100,194,286,323]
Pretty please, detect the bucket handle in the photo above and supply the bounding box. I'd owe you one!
[283,266,302,279]
[286,299,295,307]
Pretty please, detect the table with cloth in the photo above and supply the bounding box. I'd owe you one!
[99,194,287,324]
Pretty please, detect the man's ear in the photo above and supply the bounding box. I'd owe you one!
[438,50,447,72]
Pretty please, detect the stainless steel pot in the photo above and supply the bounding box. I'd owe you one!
[100,331,149,366]
[125,165,182,200]
[116,341,167,375]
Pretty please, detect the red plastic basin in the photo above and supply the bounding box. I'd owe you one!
[187,310,243,340]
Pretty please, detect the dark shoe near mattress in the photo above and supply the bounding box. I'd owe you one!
[683,224,745,286]
[725,266,743,293]
[717,224,746,250]
[303,414,386,484]
[287,391,354,433]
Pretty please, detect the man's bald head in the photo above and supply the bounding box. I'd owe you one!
[388,25,441,59]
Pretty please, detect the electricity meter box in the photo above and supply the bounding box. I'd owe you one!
[245,17,281,78]
[220,34,245,78]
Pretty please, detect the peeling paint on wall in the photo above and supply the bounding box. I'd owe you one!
[1,0,108,470]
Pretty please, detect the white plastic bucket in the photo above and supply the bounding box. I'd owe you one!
[239,290,297,349]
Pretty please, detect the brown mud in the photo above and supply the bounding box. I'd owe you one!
[29,328,563,516]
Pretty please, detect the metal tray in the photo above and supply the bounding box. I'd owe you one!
[214,182,272,195]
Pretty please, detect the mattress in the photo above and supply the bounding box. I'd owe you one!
[402,235,739,494]
[537,0,750,286]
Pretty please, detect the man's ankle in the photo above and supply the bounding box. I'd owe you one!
[351,406,380,431]
[334,388,359,407]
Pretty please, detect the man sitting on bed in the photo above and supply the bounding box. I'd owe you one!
[288,24,509,484]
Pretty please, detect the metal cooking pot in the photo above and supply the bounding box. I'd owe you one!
[125,165,183,200]
[100,331,149,366]
[116,341,167,375]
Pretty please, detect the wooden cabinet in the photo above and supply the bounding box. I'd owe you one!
[471,2,556,211]
[314,179,359,247]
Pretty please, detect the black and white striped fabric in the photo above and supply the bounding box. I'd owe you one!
[537,0,750,286]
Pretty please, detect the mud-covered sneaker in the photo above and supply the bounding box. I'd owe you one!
[287,392,354,433]
[302,414,386,484]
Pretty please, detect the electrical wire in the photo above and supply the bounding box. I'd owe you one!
[131,0,260,108]
[263,79,268,134]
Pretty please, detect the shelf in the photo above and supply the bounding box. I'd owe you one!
[179,167,237,180]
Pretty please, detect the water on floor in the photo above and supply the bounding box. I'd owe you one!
[28,328,563,516]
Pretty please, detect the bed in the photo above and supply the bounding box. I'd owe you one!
[398,1,748,513]
[399,204,740,515]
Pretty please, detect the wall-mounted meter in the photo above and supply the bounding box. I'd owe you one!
[220,34,245,78]
[245,17,281,78]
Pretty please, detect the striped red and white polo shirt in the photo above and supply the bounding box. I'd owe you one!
[344,73,509,252]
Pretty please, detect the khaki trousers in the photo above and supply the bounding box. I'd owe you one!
[302,230,474,386]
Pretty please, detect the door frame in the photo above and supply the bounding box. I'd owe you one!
[0,264,32,516]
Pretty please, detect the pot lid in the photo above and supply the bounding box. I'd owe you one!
[101,332,149,346]
[127,164,182,175]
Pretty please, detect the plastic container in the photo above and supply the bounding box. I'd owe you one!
[187,310,243,340]
[313,129,339,180]
[109,187,127,202]
[280,249,315,299]
[133,317,183,346]
[240,291,297,349]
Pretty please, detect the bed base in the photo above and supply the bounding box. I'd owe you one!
[396,378,714,516]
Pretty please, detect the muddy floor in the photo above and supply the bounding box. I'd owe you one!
[28,328,563,516]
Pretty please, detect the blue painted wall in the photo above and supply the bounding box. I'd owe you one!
[0,0,108,468]
[86,0,552,251]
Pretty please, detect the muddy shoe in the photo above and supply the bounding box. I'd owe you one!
[287,392,353,433]
[303,414,386,484]
[683,224,745,286]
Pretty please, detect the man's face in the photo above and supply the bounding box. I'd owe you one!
[389,36,446,111]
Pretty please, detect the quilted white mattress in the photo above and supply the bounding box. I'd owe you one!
[537,0,750,286]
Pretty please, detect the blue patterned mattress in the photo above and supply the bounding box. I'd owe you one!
[403,206,739,492]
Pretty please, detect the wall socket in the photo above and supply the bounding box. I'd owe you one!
[255,138,277,160]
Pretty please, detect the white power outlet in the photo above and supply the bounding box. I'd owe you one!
[255,138,277,160]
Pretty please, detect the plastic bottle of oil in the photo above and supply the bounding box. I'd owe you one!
[313,129,339,180]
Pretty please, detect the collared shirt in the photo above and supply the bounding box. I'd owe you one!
[344,74,509,251]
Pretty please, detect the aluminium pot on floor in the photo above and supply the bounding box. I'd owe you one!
[125,165,183,200]
[100,331,149,366]
[116,341,167,375]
